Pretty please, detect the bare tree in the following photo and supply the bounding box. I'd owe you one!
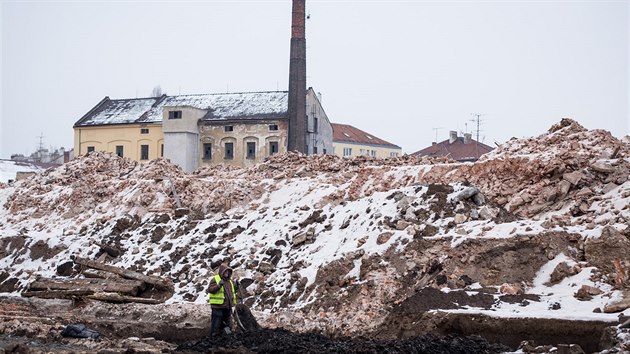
[151,85,164,97]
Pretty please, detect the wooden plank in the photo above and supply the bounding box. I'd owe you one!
[22,289,95,299]
[81,269,123,280]
[87,292,163,304]
[29,278,144,296]
[73,256,173,290]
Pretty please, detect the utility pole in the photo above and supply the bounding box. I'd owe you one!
[470,113,484,142]
[35,133,45,162]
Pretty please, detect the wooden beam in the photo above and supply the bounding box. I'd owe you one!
[73,256,173,290]
[81,269,123,280]
[29,278,144,296]
[22,289,95,299]
[87,292,163,304]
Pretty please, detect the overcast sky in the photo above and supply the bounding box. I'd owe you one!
[1,0,628,159]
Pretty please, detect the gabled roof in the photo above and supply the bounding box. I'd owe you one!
[412,137,494,162]
[331,123,401,149]
[75,91,289,127]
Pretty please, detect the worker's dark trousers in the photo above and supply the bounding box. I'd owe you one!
[210,308,231,337]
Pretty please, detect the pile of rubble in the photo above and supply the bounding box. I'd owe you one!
[0,119,629,352]
[3,152,185,222]
[422,119,630,218]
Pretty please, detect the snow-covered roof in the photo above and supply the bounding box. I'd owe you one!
[75,91,289,127]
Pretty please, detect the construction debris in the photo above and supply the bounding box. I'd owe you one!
[0,119,629,352]
[21,256,174,304]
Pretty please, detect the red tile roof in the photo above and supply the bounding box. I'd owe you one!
[412,136,494,162]
[332,123,401,148]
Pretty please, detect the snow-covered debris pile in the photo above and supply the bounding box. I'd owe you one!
[0,119,629,346]
[422,118,630,218]
[4,151,185,222]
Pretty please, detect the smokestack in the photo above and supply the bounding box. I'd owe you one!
[287,0,307,153]
[449,131,457,144]
[464,133,472,144]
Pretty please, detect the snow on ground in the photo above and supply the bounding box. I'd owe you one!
[438,252,624,323]
[0,119,629,339]
[0,160,42,183]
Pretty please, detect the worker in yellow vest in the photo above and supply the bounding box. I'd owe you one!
[207,263,237,337]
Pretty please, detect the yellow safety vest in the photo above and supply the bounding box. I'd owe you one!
[207,274,236,306]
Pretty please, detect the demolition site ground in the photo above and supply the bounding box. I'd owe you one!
[1,119,630,353]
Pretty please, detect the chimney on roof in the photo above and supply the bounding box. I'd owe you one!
[449,131,457,144]
[464,133,472,144]
[287,0,307,153]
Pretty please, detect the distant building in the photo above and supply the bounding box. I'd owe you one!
[73,88,332,172]
[72,0,333,172]
[332,123,402,158]
[11,147,73,165]
[412,131,493,162]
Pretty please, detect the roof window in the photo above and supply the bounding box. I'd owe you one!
[343,133,351,138]
[366,135,373,140]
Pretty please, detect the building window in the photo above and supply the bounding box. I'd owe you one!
[313,146,318,154]
[323,148,327,154]
[269,141,279,155]
[246,142,256,159]
[87,146,95,153]
[115,145,124,157]
[313,117,318,133]
[343,147,352,156]
[140,128,149,134]
[140,145,149,160]
[203,143,212,160]
[224,126,234,132]
[161,144,164,157]
[360,149,366,155]
[269,124,278,131]
[370,150,376,157]
[168,111,182,119]
[390,152,399,157]
[225,142,234,160]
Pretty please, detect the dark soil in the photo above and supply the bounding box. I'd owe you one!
[389,287,496,315]
[177,328,510,354]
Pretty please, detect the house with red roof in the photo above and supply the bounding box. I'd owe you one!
[332,123,402,158]
[412,131,493,162]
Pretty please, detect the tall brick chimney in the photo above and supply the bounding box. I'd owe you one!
[287,0,307,153]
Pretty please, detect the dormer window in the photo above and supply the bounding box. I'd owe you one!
[168,111,182,119]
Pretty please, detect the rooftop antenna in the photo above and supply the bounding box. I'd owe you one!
[470,113,484,142]
[432,127,443,143]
